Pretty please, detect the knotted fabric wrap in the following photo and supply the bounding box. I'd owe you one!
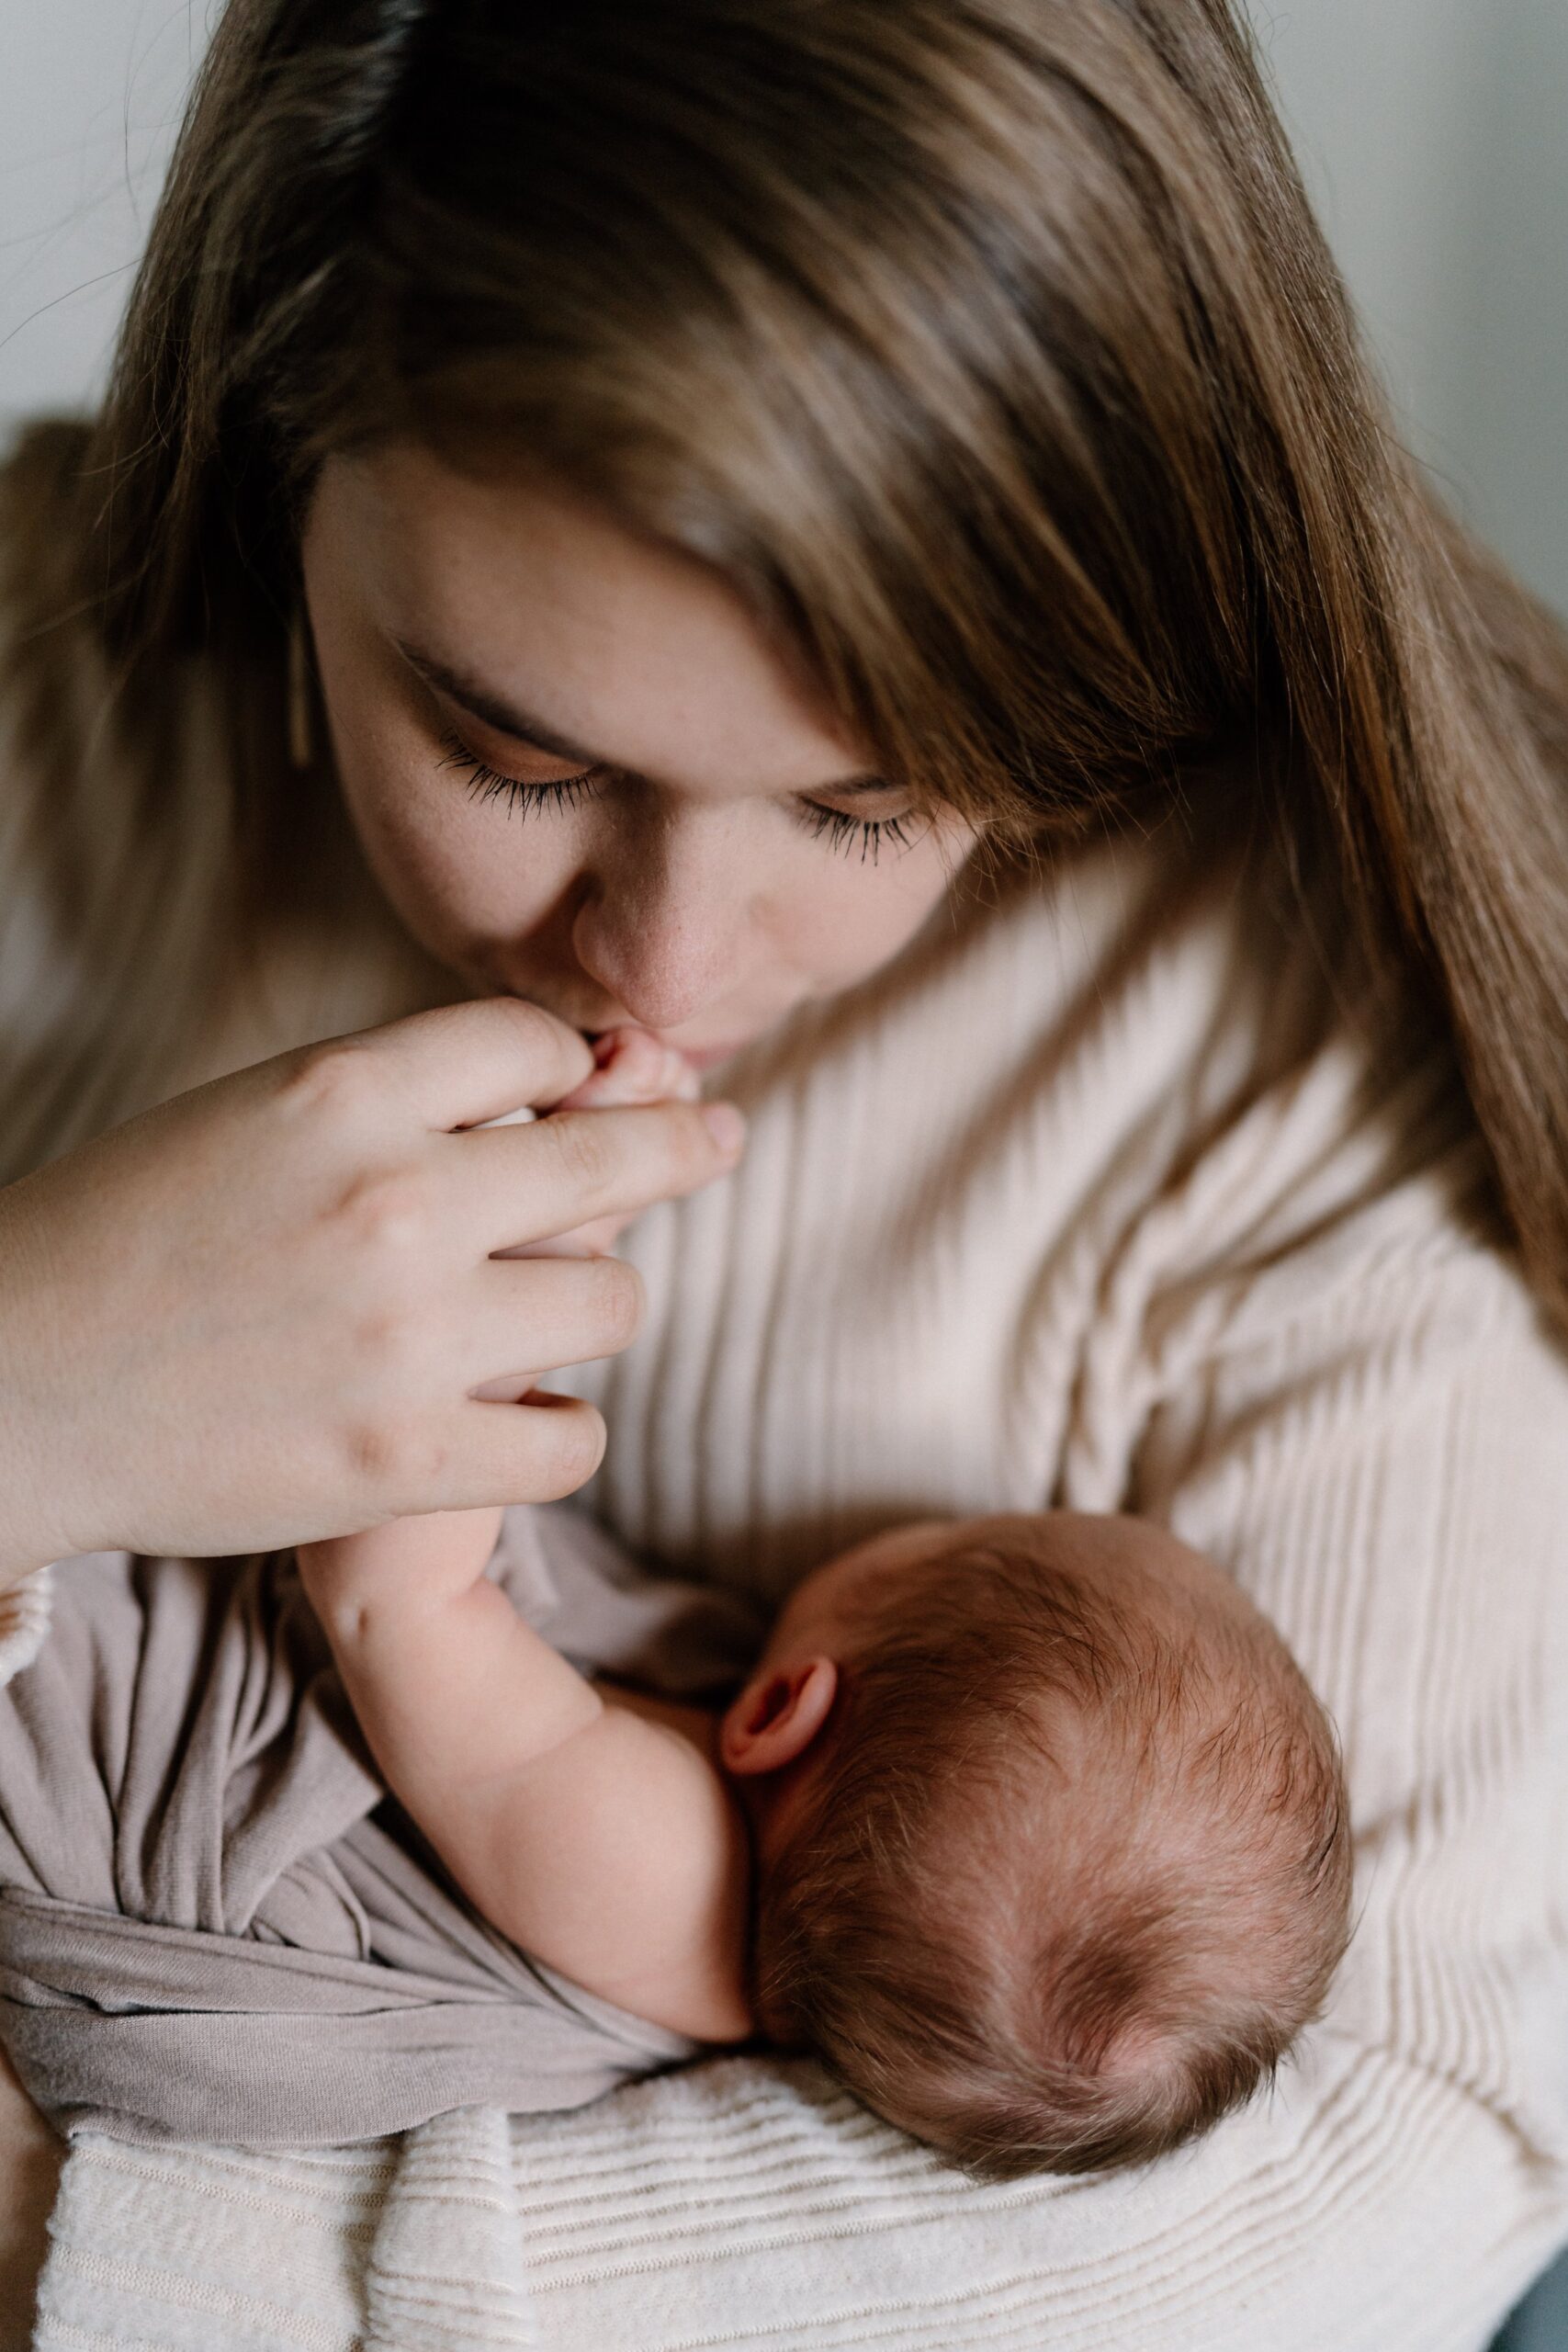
[0,1505,765,2147]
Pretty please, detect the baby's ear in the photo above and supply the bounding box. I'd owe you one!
[720,1657,839,1777]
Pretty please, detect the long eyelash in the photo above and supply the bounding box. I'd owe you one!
[437,729,917,859]
[436,730,604,816]
[798,803,915,864]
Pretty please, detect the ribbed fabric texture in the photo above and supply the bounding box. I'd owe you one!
[17,820,1568,2348]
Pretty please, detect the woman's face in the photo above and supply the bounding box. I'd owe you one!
[301,445,982,1070]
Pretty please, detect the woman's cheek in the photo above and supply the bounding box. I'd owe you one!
[335,739,557,967]
[803,829,975,990]
[313,618,543,954]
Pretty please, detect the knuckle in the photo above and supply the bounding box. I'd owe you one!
[665,1102,717,1182]
[548,1111,615,1195]
[338,1412,405,1490]
[339,1411,448,1500]
[350,1296,423,1374]
[331,1165,434,1256]
[278,1036,378,1123]
[591,1256,645,1351]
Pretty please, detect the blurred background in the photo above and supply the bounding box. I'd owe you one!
[2,0,1565,621]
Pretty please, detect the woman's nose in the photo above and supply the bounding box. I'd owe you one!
[570,855,750,1035]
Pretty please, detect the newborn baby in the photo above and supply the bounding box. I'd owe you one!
[299,1498,1353,2179]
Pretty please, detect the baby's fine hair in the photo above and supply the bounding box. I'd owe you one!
[752,1515,1352,2180]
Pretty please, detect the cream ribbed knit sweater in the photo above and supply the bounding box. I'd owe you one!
[5,816,1568,2351]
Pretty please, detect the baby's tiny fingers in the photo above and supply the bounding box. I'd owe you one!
[557,1027,664,1110]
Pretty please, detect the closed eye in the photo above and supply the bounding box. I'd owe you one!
[796,805,917,862]
[437,731,605,813]
[434,731,921,861]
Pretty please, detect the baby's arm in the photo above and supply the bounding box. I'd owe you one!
[298,1508,753,2042]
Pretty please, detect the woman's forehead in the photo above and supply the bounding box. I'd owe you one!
[313,443,878,805]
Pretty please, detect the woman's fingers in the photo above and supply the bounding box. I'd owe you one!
[330,1391,610,1515]
[468,1098,746,1251]
[445,1393,610,1508]
[279,996,597,1136]
[465,1251,648,1379]
[0,996,737,1575]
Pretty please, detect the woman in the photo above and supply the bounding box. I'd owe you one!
[2,0,1566,2343]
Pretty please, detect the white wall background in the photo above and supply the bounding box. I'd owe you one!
[1245,0,1568,616]
[2,0,1564,613]
[0,3,202,437]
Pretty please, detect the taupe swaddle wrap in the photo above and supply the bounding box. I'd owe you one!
[0,1505,764,2148]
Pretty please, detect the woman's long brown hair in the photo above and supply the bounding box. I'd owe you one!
[7,0,1568,1320]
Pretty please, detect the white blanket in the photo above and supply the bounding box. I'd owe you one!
[25,2037,1562,2352]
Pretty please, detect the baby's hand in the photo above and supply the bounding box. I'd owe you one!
[558,1027,704,1116]
[298,1504,507,1620]
[522,1027,703,1259]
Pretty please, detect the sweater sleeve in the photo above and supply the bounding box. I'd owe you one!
[1070,1171,1568,2346]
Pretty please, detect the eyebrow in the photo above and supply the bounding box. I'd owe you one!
[393,634,896,794]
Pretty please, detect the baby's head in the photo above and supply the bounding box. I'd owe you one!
[719,1514,1351,2179]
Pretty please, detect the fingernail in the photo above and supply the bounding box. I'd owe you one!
[702,1102,748,1155]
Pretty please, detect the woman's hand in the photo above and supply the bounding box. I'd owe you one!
[297,1028,697,1586]
[0,997,744,1586]
[491,1023,704,1264]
